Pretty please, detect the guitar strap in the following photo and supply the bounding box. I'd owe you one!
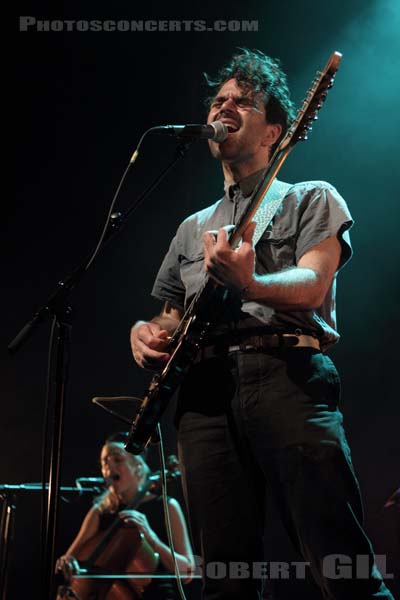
[252,178,292,247]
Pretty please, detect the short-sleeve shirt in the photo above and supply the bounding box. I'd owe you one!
[152,171,353,351]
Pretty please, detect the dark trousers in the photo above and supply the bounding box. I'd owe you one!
[176,349,394,600]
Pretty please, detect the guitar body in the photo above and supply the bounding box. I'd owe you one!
[66,526,159,600]
[127,281,231,454]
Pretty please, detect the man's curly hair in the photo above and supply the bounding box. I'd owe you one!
[205,48,296,154]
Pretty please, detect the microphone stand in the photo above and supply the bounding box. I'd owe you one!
[0,483,103,600]
[7,137,194,600]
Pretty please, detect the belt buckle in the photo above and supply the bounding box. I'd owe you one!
[283,334,300,348]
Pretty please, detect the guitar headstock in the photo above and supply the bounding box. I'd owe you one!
[278,51,342,151]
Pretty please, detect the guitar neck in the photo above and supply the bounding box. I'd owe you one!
[228,145,292,249]
[229,51,342,249]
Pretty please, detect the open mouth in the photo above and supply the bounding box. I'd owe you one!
[105,473,120,485]
[227,125,239,133]
[219,119,239,133]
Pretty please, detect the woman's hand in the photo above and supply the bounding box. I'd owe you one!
[119,509,159,548]
[55,554,80,582]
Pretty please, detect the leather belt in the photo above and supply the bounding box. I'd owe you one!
[199,333,320,360]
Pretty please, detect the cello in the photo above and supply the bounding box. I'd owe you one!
[56,459,180,600]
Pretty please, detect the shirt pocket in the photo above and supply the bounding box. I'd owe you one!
[256,225,297,272]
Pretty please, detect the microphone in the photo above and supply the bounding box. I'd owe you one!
[75,477,105,485]
[75,475,120,487]
[74,477,106,495]
[152,121,228,143]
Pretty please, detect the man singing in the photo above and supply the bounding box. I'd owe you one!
[130,49,394,600]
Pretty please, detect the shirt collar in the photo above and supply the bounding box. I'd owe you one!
[224,168,266,200]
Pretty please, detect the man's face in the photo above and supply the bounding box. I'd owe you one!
[207,78,275,165]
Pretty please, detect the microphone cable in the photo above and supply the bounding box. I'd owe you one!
[83,125,193,272]
[156,424,189,600]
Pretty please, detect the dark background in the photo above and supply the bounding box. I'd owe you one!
[4,0,399,598]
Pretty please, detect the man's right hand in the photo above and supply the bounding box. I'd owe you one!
[130,321,171,371]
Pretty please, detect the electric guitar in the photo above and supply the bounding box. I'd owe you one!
[125,51,342,454]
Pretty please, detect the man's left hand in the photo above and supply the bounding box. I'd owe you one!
[203,221,256,293]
